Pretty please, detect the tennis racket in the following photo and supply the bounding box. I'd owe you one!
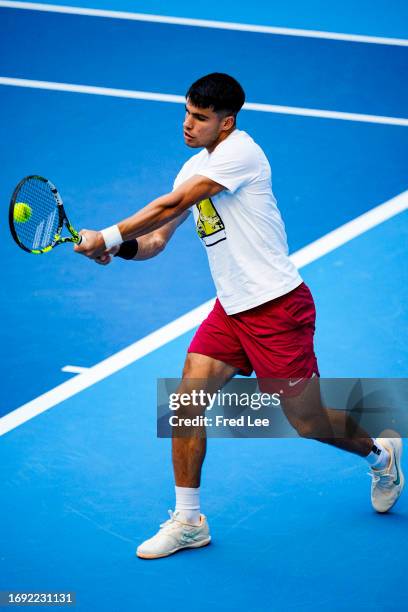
[9,175,85,254]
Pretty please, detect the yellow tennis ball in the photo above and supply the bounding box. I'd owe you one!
[14,202,32,223]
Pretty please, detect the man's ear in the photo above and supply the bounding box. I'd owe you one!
[222,115,235,131]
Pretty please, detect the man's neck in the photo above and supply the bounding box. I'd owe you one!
[206,127,236,154]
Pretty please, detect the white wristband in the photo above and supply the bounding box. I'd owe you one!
[101,225,123,249]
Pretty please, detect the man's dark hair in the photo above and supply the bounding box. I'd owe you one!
[186,73,245,119]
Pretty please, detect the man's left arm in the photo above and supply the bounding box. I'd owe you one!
[75,175,224,259]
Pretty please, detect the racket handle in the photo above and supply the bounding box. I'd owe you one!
[77,233,87,245]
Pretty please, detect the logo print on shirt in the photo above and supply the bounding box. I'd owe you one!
[196,198,226,247]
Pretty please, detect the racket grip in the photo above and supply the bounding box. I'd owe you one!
[77,233,87,245]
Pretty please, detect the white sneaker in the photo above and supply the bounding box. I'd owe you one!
[136,510,211,559]
[370,436,404,513]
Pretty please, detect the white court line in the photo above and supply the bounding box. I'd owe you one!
[1,189,407,436]
[61,365,89,374]
[1,77,408,127]
[0,1,407,47]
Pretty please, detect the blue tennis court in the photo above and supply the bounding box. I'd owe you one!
[1,1,407,609]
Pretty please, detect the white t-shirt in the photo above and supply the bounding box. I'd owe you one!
[173,129,302,315]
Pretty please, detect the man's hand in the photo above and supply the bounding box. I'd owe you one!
[74,229,106,259]
[94,246,120,266]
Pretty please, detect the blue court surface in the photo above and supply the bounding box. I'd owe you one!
[1,2,407,610]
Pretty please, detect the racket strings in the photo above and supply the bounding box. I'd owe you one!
[12,178,61,250]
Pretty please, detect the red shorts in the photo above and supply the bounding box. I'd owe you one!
[188,282,319,394]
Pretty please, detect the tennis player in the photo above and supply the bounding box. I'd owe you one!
[75,73,404,559]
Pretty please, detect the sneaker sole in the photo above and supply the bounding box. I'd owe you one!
[137,537,211,560]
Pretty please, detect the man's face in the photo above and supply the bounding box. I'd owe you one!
[183,99,233,150]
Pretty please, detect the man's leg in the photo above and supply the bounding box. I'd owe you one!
[137,352,237,559]
[281,376,404,512]
[172,352,237,488]
[281,376,373,456]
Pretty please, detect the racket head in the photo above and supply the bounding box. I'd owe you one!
[9,175,63,253]
[9,175,75,254]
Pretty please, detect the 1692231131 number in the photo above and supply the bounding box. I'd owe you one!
[0,592,76,606]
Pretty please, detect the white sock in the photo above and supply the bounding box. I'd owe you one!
[175,486,201,525]
[366,440,390,470]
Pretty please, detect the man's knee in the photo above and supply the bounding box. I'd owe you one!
[288,415,333,440]
[182,353,196,379]
[292,417,315,439]
[181,352,237,383]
